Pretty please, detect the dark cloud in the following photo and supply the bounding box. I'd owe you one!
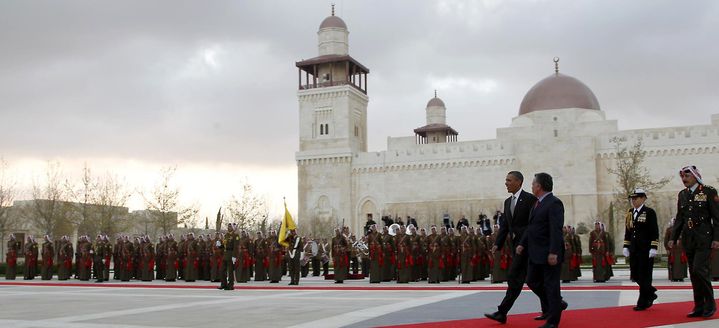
[1,0,717,166]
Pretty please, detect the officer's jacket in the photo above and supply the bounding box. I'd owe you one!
[623,205,659,251]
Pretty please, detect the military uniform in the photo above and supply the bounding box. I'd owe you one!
[41,239,54,280]
[5,237,20,280]
[78,239,92,281]
[560,229,574,283]
[664,227,687,281]
[623,192,659,310]
[141,240,155,281]
[381,234,394,282]
[93,239,106,282]
[460,232,474,283]
[24,239,39,280]
[58,239,73,280]
[571,230,582,280]
[395,233,412,283]
[122,238,134,281]
[427,241,442,283]
[184,237,199,282]
[368,231,383,283]
[491,231,511,283]
[589,228,609,282]
[268,236,283,283]
[210,235,222,282]
[287,234,303,285]
[219,230,239,290]
[331,234,349,283]
[671,182,719,316]
[164,238,178,281]
[236,237,251,283]
[155,239,166,280]
[254,235,269,281]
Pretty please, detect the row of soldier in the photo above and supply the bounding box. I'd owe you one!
[5,222,718,284]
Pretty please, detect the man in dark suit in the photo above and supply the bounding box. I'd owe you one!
[485,171,565,324]
[516,172,565,328]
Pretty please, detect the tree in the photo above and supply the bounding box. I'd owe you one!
[67,163,97,236]
[25,161,74,237]
[0,157,18,261]
[225,180,269,232]
[142,166,198,235]
[606,136,671,234]
[93,172,132,236]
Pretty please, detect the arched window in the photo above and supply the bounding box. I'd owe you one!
[320,124,324,135]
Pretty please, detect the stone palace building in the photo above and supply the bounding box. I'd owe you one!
[295,11,719,241]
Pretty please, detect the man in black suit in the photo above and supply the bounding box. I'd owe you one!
[516,172,565,328]
[485,171,565,324]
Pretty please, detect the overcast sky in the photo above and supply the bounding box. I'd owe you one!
[1,0,718,220]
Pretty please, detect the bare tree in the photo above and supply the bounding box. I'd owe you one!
[142,166,198,235]
[0,157,18,260]
[606,136,671,234]
[26,161,74,236]
[67,163,97,236]
[93,172,132,236]
[225,180,269,232]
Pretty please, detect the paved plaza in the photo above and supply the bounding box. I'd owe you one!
[1,269,718,328]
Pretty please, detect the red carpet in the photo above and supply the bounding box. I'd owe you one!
[380,299,719,328]
[0,281,716,291]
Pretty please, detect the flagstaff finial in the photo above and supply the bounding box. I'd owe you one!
[434,89,437,98]
[331,3,335,16]
[553,57,560,74]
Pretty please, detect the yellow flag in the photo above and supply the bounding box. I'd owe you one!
[278,201,297,247]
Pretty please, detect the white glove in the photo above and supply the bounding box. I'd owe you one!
[622,248,630,257]
[89,250,94,254]
[649,249,657,258]
[215,240,221,247]
[232,257,237,264]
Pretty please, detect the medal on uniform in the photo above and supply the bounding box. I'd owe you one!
[694,193,707,202]
[637,213,646,223]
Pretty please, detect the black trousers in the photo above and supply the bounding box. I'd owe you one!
[289,258,300,284]
[498,251,548,315]
[220,258,234,289]
[686,246,715,311]
[629,248,656,307]
[93,257,105,281]
[526,261,562,326]
[311,258,321,276]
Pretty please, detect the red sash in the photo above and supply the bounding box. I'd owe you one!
[500,253,509,270]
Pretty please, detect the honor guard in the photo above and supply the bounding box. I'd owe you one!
[669,165,719,318]
[219,223,239,290]
[622,188,659,311]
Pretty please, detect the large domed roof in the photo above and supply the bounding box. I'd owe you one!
[426,97,445,108]
[320,15,347,29]
[518,73,600,116]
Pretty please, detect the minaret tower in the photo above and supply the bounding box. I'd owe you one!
[295,6,370,234]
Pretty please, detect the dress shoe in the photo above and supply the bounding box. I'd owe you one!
[633,305,647,311]
[646,294,658,308]
[534,313,549,320]
[687,309,703,318]
[561,300,568,311]
[484,312,507,324]
[537,324,556,328]
[702,307,716,318]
